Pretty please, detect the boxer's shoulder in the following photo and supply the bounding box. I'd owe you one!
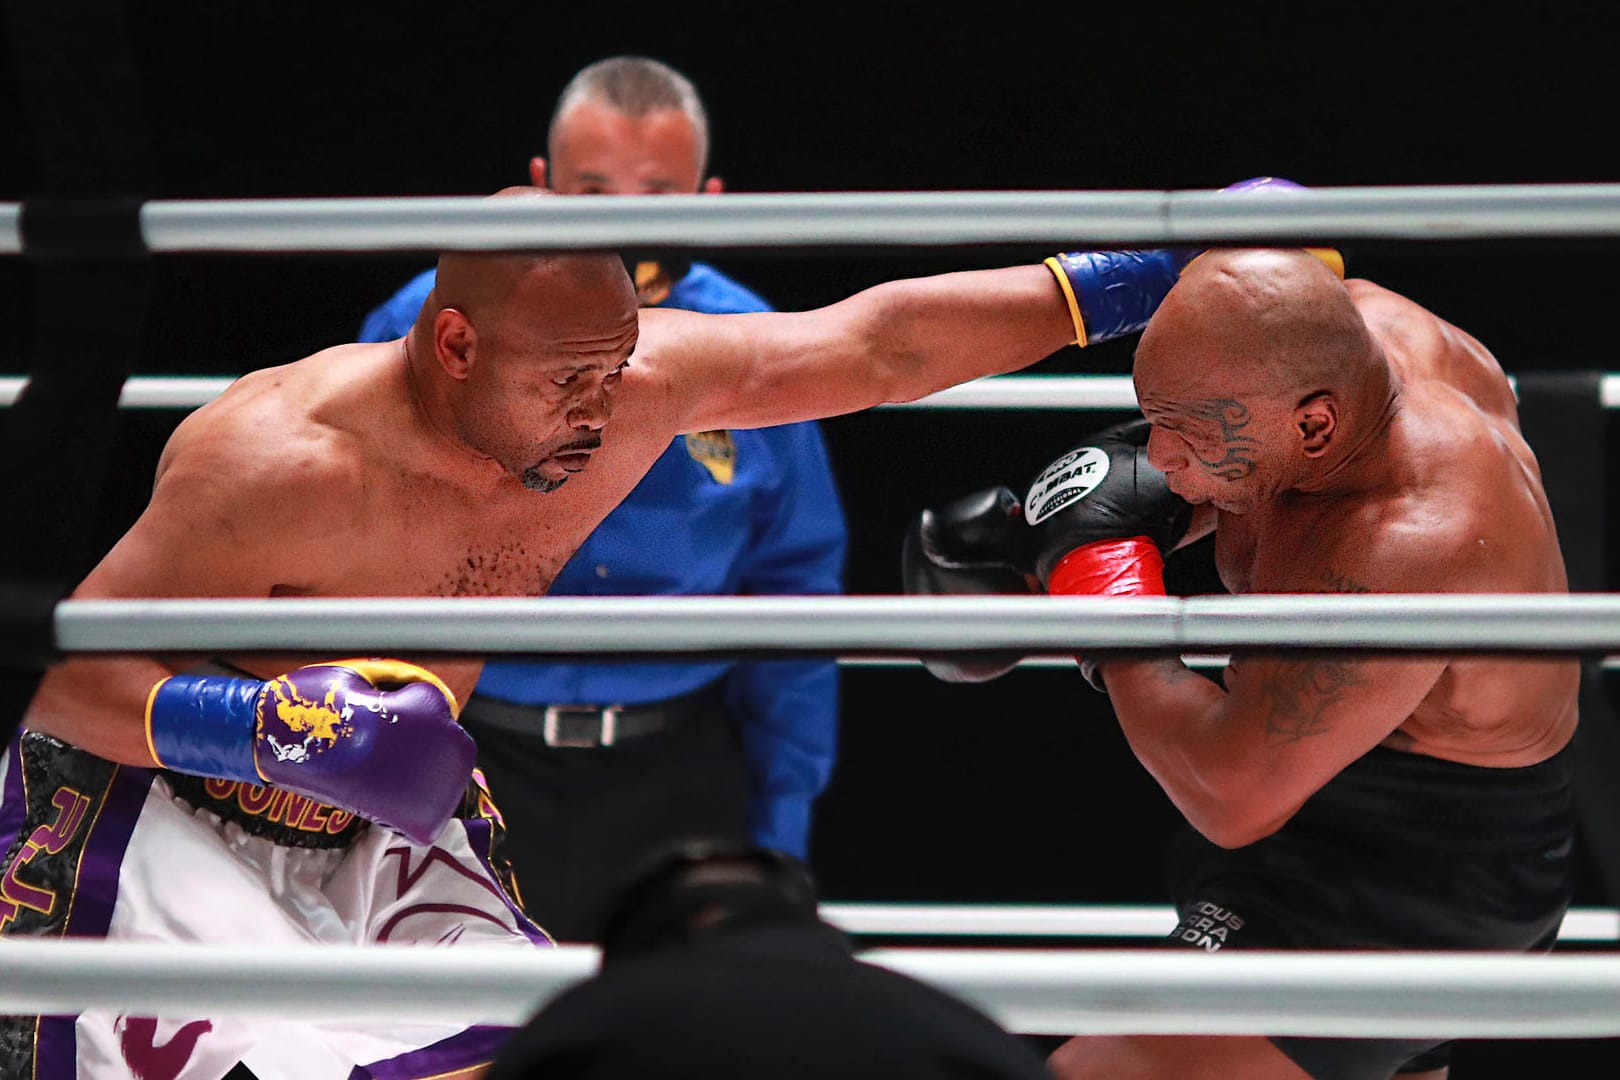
[161,351,395,494]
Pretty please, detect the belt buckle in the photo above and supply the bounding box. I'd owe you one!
[542,705,621,748]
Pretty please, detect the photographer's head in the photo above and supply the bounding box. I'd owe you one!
[489,834,1051,1079]
[596,836,823,962]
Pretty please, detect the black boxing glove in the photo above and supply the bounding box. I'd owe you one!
[1021,419,1192,689]
[1024,418,1192,595]
[900,486,1035,683]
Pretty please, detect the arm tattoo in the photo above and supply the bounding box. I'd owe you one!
[1184,398,1257,480]
[1318,569,1373,593]
[1255,659,1370,743]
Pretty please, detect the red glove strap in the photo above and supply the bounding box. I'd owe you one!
[1047,537,1166,597]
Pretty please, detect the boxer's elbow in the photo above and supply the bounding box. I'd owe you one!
[1178,776,1302,850]
[1194,807,1294,850]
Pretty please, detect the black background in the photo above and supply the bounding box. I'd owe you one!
[6,2,1620,1071]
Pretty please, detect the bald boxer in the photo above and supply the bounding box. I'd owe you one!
[910,249,1577,1080]
[1,185,1205,1080]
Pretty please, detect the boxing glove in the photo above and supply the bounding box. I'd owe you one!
[901,485,1035,683]
[1045,176,1343,348]
[1019,419,1192,691]
[1023,418,1193,597]
[1195,175,1346,279]
[1044,248,1194,347]
[146,658,475,845]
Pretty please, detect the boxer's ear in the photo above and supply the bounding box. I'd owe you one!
[433,308,477,380]
[1296,392,1337,457]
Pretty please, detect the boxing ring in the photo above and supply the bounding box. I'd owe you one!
[7,185,1620,1050]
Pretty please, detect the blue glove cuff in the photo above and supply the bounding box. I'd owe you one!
[1044,250,1192,347]
[145,675,264,782]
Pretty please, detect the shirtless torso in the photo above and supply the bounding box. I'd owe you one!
[1047,250,1581,1080]
[22,249,1074,767]
[1211,279,1577,769]
[1096,263,1581,852]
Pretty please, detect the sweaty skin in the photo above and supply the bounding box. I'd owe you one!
[1050,249,1576,1080]
[22,189,1073,768]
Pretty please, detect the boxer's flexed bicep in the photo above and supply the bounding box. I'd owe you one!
[1210,650,1449,845]
[1196,541,1457,846]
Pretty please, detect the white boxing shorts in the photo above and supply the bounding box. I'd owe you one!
[0,728,552,1079]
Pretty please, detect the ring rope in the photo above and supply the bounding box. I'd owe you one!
[2,937,1618,1038]
[8,373,1620,412]
[46,593,1620,655]
[819,903,1620,943]
[8,184,1620,255]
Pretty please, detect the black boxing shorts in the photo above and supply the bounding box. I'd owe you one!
[1163,742,1574,1080]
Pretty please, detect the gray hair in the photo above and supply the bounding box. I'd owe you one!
[548,56,710,176]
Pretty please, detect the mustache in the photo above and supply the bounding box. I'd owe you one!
[554,436,602,455]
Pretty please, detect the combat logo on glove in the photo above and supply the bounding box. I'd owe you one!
[1023,445,1114,526]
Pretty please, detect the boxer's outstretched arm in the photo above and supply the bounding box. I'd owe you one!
[649,263,1077,434]
[648,181,1344,433]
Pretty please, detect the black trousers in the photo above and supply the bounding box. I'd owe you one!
[461,681,752,943]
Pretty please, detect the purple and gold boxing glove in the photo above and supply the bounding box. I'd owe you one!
[1044,176,1345,346]
[1191,176,1346,279]
[144,658,475,845]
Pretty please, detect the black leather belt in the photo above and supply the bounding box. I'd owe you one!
[460,681,722,748]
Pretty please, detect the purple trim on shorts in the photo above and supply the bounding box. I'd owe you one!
[462,815,553,945]
[0,728,27,857]
[62,762,150,937]
[24,752,153,1077]
[350,1024,516,1079]
[34,1016,77,1079]
[1,734,54,1077]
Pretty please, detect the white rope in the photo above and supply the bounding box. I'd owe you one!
[866,948,1620,1038]
[0,374,1146,411]
[854,653,1620,675]
[8,373,1620,411]
[0,375,239,410]
[822,903,1183,939]
[819,903,1620,943]
[7,185,1620,255]
[48,593,1620,655]
[2,937,1618,1037]
[891,375,1144,411]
